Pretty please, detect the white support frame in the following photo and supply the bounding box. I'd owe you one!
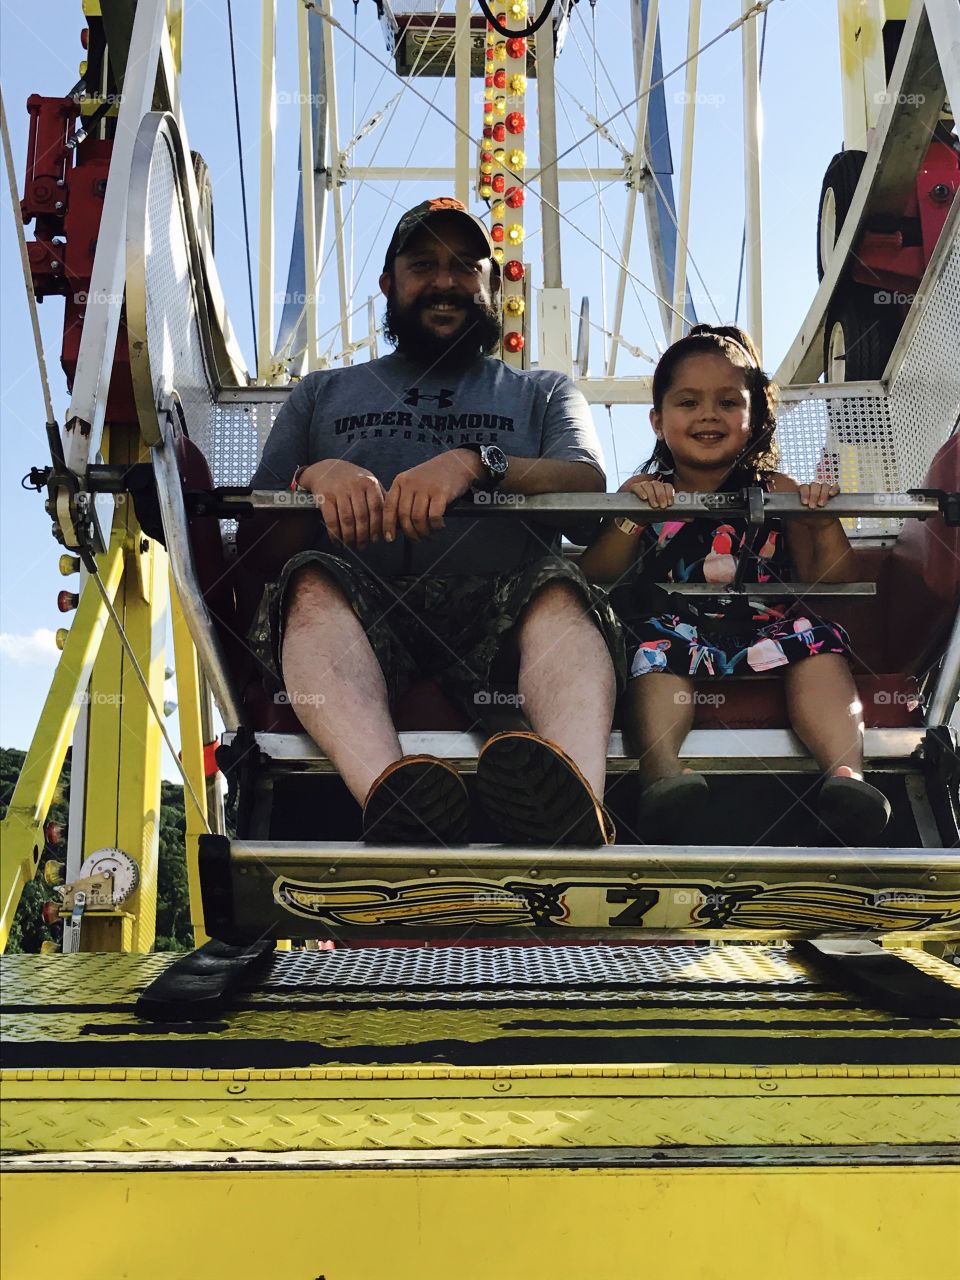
[741,3,763,358]
[63,0,168,498]
[607,0,659,377]
[258,0,277,383]
[297,0,319,368]
[670,0,701,343]
[453,0,471,205]
[319,0,352,367]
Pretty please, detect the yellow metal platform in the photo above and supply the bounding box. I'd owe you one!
[2,946,958,1279]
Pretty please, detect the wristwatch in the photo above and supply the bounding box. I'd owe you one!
[461,443,509,488]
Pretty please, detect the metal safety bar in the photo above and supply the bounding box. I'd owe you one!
[158,486,955,524]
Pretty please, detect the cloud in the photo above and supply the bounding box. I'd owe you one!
[0,629,61,664]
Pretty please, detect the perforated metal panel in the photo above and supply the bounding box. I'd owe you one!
[143,133,217,460]
[887,226,960,488]
[257,943,807,990]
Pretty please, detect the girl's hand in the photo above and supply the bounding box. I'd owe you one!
[797,480,840,518]
[620,475,676,510]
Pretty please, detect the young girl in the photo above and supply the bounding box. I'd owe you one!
[579,323,891,843]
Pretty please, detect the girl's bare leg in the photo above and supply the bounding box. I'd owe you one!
[624,673,697,788]
[783,654,864,776]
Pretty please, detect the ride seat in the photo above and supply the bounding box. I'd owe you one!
[180,436,957,740]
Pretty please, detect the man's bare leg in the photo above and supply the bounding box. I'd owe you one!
[280,567,401,802]
[514,581,617,796]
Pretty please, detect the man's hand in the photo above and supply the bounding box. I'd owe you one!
[298,458,386,550]
[383,449,484,543]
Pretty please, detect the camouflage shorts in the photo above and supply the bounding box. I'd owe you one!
[247,551,626,721]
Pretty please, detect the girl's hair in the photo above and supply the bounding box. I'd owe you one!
[642,323,779,482]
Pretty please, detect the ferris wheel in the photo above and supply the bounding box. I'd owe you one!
[1,0,958,960]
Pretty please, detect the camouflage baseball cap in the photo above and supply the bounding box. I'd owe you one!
[383,197,494,271]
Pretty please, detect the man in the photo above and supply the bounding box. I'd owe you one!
[244,197,623,846]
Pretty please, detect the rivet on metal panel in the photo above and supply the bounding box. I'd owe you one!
[758,1080,778,1091]
[492,1080,512,1092]
[227,1083,246,1094]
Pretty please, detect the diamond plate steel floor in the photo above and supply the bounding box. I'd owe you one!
[2,945,958,1069]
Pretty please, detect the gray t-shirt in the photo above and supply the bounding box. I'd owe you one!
[251,351,605,577]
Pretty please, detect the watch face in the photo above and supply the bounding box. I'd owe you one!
[482,445,509,478]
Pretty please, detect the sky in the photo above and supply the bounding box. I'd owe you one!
[0,0,846,772]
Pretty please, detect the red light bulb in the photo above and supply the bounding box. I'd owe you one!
[485,74,494,88]
[494,69,506,89]
[506,112,525,134]
[492,174,505,193]
[491,224,505,243]
[504,331,524,353]
[505,185,524,208]
[493,123,506,142]
[506,37,527,58]
[505,259,525,282]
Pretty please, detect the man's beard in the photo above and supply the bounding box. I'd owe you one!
[383,285,502,365]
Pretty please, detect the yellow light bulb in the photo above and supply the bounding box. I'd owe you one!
[492,201,506,219]
[493,246,504,263]
[507,223,525,244]
[480,161,494,176]
[494,148,506,165]
[494,42,507,62]
[479,183,493,199]
[494,97,506,115]
[509,0,528,18]
[508,74,527,95]
[505,294,525,316]
[506,149,525,171]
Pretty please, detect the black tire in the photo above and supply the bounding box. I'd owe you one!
[816,150,867,280]
[191,150,215,255]
[823,285,902,382]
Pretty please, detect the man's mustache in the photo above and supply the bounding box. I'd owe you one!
[417,292,476,310]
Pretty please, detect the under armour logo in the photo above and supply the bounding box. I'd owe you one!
[403,387,454,409]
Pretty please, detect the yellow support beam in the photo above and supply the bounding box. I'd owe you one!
[0,532,124,952]
[81,485,168,953]
[169,578,209,945]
